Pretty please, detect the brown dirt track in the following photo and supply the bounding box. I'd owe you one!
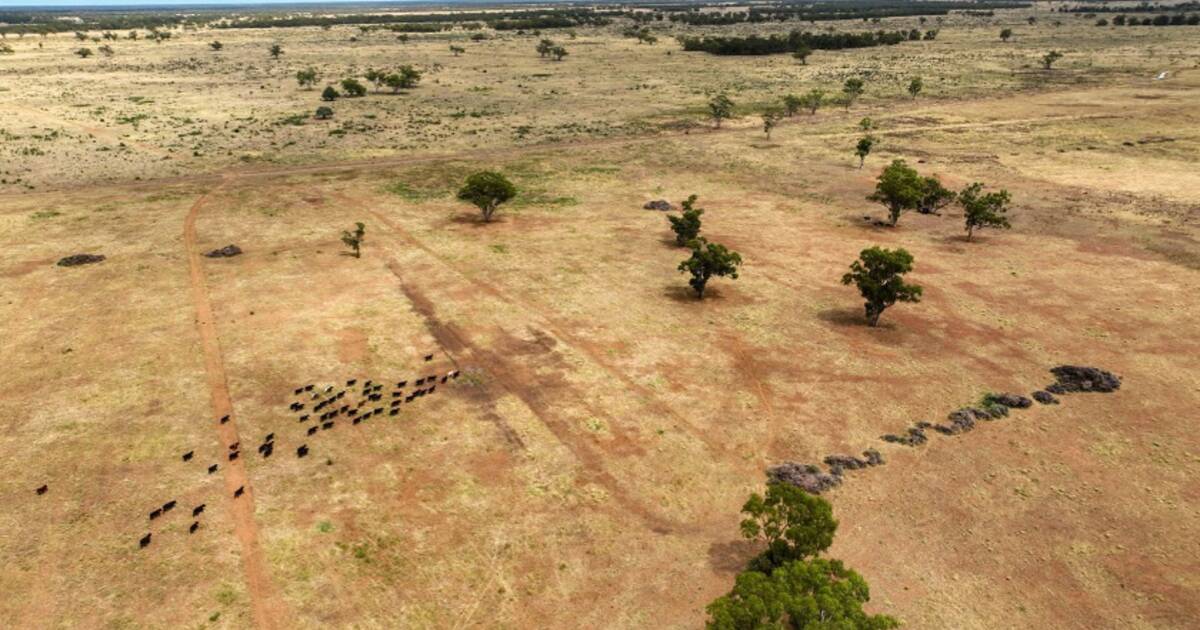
[2,16,1200,630]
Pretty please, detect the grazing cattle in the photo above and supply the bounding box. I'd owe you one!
[264,433,275,443]
[229,451,239,462]
[305,384,314,392]
[307,426,317,436]
[192,504,206,517]
[149,509,162,520]
[233,486,244,498]
[397,381,407,388]
[36,485,48,495]
[219,415,230,424]
[189,521,199,534]
[451,370,460,379]
[391,400,401,407]
[299,416,309,423]
[322,422,334,430]
[208,464,218,474]
[441,375,448,384]
[348,409,358,417]
[182,451,194,462]
[325,386,333,393]
[311,393,319,400]
[347,379,357,386]
[374,407,383,414]
[340,405,349,413]
[405,396,413,403]
[425,354,434,361]
[294,387,303,395]
[162,500,176,512]
[139,533,152,548]
[262,446,273,459]
[229,442,239,451]
[429,385,436,394]
[389,410,398,417]
[415,378,425,386]
[352,417,361,425]
[297,445,309,458]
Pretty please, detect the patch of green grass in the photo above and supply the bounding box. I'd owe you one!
[316,520,334,533]
[383,181,444,202]
[214,583,238,606]
[30,210,61,220]
[490,244,508,254]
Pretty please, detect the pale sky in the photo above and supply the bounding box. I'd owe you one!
[0,0,424,6]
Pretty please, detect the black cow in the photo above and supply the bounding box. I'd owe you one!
[228,442,239,451]
[262,446,273,459]
[307,426,318,436]
[139,533,152,548]
[162,500,176,512]
[233,486,244,498]
[149,509,162,520]
[229,451,239,462]
[429,385,437,394]
[425,354,434,361]
[264,433,275,443]
[347,379,357,386]
[397,380,407,388]
[415,378,425,386]
[294,387,303,395]
[352,417,361,425]
[189,521,199,534]
[208,464,218,474]
[182,451,194,462]
[322,422,334,430]
[389,410,399,417]
[193,504,206,517]
[441,376,448,384]
[305,384,314,392]
[297,445,309,458]
[219,415,230,424]
[36,485,48,495]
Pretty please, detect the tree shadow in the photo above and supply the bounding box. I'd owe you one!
[816,306,896,330]
[708,539,760,575]
[447,212,502,227]
[663,283,724,303]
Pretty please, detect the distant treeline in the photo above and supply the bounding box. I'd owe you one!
[213,9,614,31]
[1104,13,1200,25]
[0,11,197,35]
[1061,2,1200,13]
[678,29,926,55]
[663,1,1028,25]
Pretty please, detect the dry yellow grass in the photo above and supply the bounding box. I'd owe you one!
[1,7,1199,629]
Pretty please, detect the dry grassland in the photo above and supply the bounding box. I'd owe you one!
[1,7,1198,629]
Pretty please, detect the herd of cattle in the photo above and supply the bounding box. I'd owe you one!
[33,352,462,549]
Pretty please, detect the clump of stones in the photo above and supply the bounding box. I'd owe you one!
[771,366,1121,494]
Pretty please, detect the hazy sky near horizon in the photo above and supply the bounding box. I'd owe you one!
[0,0,414,6]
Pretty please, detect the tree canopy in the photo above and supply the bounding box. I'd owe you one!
[959,182,1012,240]
[678,237,742,299]
[867,159,924,226]
[740,482,837,573]
[457,171,517,222]
[841,246,922,326]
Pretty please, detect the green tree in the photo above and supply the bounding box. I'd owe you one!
[858,117,875,132]
[364,68,386,92]
[99,44,114,57]
[842,77,865,110]
[75,47,93,58]
[449,45,465,56]
[798,89,824,115]
[854,135,876,169]
[782,94,802,117]
[841,246,922,326]
[341,222,365,258]
[762,110,780,139]
[1042,50,1063,69]
[209,41,223,51]
[907,76,923,98]
[868,159,924,225]
[457,171,517,222]
[269,43,283,60]
[959,182,1012,240]
[678,237,742,299]
[918,176,956,215]
[340,78,367,97]
[536,38,555,58]
[709,94,734,128]
[740,483,837,572]
[321,86,339,101]
[384,66,421,92]
[667,195,704,246]
[792,44,812,65]
[296,68,319,90]
[706,559,899,630]
[551,45,568,61]
[1000,28,1013,42]
[315,106,334,120]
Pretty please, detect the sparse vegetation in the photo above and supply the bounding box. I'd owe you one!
[668,194,704,246]
[959,182,1013,240]
[678,237,742,299]
[708,94,734,128]
[341,222,365,258]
